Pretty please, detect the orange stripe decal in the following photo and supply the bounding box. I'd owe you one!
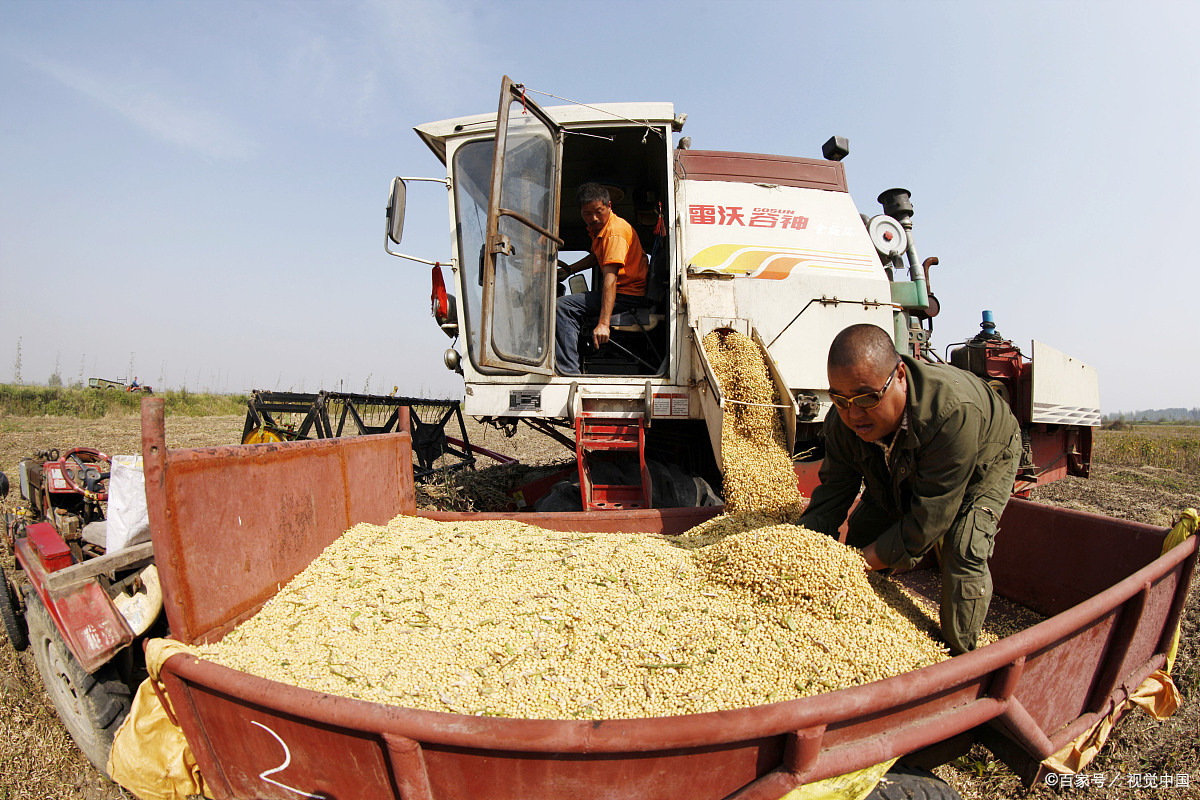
[690,244,875,278]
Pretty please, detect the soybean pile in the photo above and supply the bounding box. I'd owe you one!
[701,329,805,517]
[198,328,956,719]
[198,514,948,719]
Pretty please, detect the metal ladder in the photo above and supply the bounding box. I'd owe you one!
[574,415,652,510]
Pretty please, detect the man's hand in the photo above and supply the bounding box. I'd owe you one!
[592,320,611,349]
[592,266,619,350]
[861,542,887,571]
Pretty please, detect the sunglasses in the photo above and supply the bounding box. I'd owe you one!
[828,361,900,410]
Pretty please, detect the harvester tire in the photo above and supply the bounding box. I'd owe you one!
[866,765,962,800]
[24,591,131,777]
[0,569,27,651]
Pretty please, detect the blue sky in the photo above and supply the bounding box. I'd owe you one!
[2,0,1197,413]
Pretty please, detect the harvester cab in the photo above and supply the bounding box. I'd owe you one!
[386,75,1099,509]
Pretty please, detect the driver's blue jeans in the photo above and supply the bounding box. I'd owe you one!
[555,291,646,375]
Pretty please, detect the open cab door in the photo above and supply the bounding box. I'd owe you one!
[479,76,564,373]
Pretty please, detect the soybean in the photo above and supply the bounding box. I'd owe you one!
[198,516,948,720]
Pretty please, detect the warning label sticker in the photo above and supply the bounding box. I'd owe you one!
[652,393,689,417]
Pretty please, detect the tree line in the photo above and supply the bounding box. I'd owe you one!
[1103,407,1200,423]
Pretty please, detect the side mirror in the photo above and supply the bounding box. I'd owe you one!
[384,175,450,265]
[386,177,406,244]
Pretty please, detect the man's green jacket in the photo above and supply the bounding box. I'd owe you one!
[798,356,1021,569]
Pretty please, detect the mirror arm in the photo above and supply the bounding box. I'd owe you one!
[384,241,454,267]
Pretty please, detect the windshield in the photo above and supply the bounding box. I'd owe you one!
[451,139,493,371]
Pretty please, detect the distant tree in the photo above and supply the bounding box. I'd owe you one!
[48,353,63,387]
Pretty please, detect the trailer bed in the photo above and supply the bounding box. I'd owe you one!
[140,401,1195,800]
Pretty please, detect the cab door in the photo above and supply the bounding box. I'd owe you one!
[479,76,564,374]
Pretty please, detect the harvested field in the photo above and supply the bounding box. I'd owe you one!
[0,414,1197,799]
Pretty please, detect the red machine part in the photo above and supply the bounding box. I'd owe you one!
[27,522,73,572]
[430,265,450,326]
[46,447,111,501]
[959,339,1093,496]
[574,416,652,510]
[14,524,134,672]
[792,462,824,500]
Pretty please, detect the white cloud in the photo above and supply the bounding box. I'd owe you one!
[24,54,256,161]
[273,27,381,136]
[258,0,496,137]
[361,0,495,115]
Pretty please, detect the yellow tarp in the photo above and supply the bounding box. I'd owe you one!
[1043,669,1181,774]
[1163,508,1197,673]
[777,758,898,800]
[107,638,212,800]
[1042,508,1196,775]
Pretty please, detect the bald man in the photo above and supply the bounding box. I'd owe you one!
[796,323,1022,654]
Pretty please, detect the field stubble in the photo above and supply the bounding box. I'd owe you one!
[0,415,1197,799]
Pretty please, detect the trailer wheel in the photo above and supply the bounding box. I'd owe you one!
[24,591,131,777]
[0,569,27,651]
[866,765,963,800]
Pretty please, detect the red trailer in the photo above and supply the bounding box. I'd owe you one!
[136,399,1195,800]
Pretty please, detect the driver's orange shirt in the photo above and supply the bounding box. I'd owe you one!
[590,213,648,297]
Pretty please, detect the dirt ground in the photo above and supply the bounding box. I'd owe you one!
[0,414,1197,799]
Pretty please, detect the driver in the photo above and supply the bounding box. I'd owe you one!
[554,183,649,375]
[795,323,1022,654]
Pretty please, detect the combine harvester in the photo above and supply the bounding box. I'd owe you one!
[385,76,1099,509]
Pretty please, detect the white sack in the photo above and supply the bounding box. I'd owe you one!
[107,455,150,553]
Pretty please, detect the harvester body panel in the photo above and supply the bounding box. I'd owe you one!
[1030,340,1101,427]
